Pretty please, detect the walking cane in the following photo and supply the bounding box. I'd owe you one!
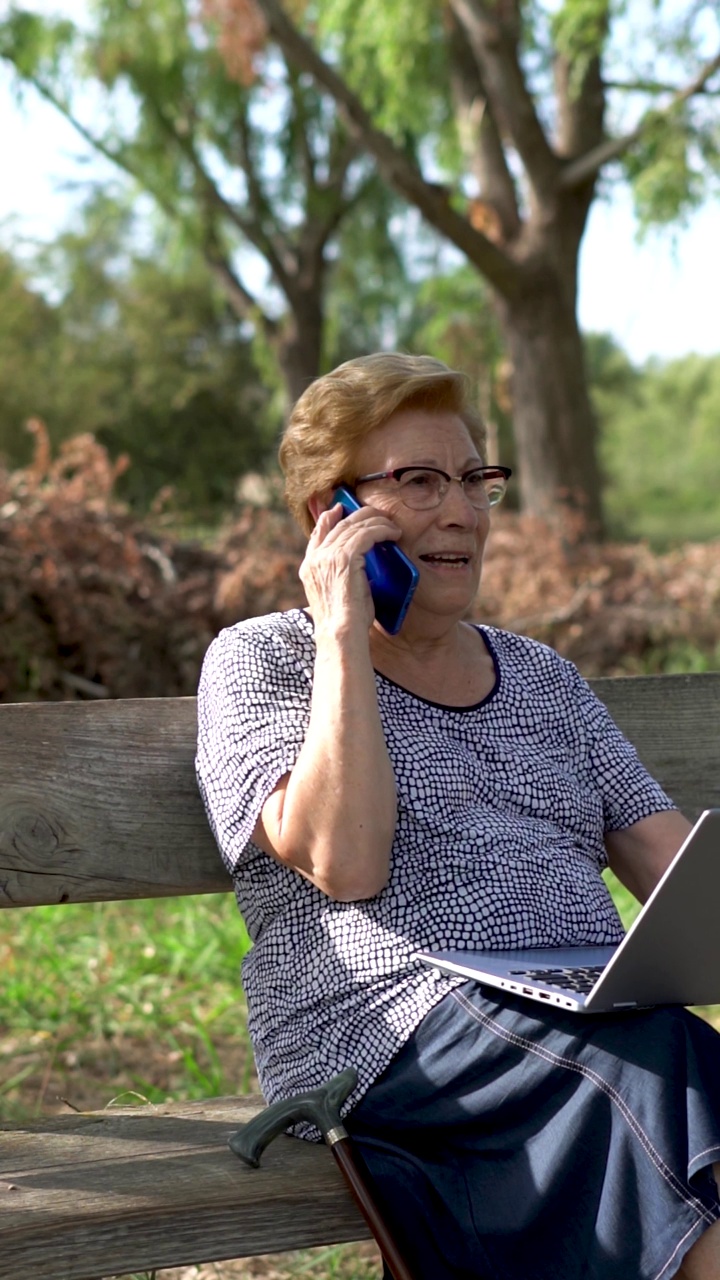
[228,1066,415,1280]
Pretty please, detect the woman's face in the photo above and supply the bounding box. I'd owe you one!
[349,407,491,623]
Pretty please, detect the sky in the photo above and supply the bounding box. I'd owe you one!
[1,43,718,367]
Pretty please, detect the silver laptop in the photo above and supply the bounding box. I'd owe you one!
[414,809,720,1013]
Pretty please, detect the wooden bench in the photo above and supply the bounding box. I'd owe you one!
[1,672,719,1279]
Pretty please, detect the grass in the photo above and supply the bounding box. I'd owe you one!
[0,893,381,1279]
[603,869,640,930]
[1,894,255,1116]
[3,881,718,1278]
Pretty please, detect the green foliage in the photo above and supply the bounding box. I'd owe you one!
[587,334,720,543]
[0,250,64,462]
[323,188,418,366]
[407,266,497,368]
[1,892,381,1275]
[313,0,720,229]
[603,868,641,930]
[0,0,384,405]
[2,0,720,532]
[318,0,720,242]
[623,107,708,229]
[0,193,276,513]
[0,8,75,83]
[316,0,452,143]
[609,2,720,230]
[551,0,611,95]
[631,640,720,677]
[325,233,516,468]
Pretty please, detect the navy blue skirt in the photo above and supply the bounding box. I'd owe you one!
[347,982,720,1280]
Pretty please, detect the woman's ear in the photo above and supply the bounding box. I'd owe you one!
[308,491,334,524]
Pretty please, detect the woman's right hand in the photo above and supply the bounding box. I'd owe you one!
[253,499,401,900]
[299,502,401,637]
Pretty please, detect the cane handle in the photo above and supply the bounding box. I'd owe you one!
[228,1066,358,1166]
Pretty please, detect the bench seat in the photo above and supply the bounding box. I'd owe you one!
[2,672,719,1277]
[0,1095,370,1280]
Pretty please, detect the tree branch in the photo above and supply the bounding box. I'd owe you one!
[253,0,522,298]
[136,84,296,287]
[283,68,364,269]
[286,63,318,194]
[231,97,298,284]
[446,7,520,241]
[11,75,179,216]
[554,46,606,165]
[298,158,375,275]
[448,0,560,208]
[603,77,720,96]
[561,47,720,190]
[7,69,282,339]
[202,222,277,337]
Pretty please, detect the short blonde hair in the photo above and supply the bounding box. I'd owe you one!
[279,352,487,534]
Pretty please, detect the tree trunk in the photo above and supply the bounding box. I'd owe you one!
[275,286,325,406]
[215,264,325,410]
[250,0,720,532]
[495,270,603,532]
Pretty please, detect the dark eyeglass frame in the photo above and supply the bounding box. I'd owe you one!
[354,464,512,509]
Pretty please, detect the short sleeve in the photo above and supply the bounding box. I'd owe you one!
[195,619,312,873]
[566,663,677,832]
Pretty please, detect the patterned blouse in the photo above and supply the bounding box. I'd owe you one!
[195,609,675,1121]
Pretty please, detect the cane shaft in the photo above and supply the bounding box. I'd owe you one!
[331,1137,415,1280]
[227,1067,414,1279]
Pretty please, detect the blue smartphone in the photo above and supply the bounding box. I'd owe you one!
[332,485,419,635]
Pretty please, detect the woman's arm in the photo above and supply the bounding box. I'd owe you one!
[251,503,401,902]
[605,809,693,904]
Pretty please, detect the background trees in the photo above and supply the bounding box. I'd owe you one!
[0,0,390,409]
[0,192,274,513]
[1,0,719,529]
[241,0,720,527]
[588,337,720,544]
[0,250,65,460]
[2,203,716,543]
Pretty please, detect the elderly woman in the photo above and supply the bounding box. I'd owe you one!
[196,353,720,1280]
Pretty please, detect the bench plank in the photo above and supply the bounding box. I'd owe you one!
[0,698,229,907]
[1,671,718,1278]
[593,672,720,821]
[1,673,719,908]
[0,1096,370,1280]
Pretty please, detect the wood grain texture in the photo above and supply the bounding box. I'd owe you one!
[1,673,719,1276]
[0,698,229,907]
[0,1096,370,1280]
[1,673,718,908]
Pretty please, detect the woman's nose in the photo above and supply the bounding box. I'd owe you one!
[436,478,479,525]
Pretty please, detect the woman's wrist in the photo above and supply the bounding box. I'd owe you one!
[313,613,373,659]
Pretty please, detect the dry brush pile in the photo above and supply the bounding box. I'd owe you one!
[479,510,720,676]
[0,428,718,702]
[0,425,220,701]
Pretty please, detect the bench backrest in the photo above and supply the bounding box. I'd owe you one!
[2,673,719,909]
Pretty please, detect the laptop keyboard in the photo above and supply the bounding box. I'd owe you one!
[509,965,606,994]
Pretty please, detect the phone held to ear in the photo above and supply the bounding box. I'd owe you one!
[332,485,419,635]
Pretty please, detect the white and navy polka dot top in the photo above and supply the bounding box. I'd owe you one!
[196,609,675,1118]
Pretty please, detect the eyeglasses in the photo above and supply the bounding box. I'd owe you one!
[354,465,512,511]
